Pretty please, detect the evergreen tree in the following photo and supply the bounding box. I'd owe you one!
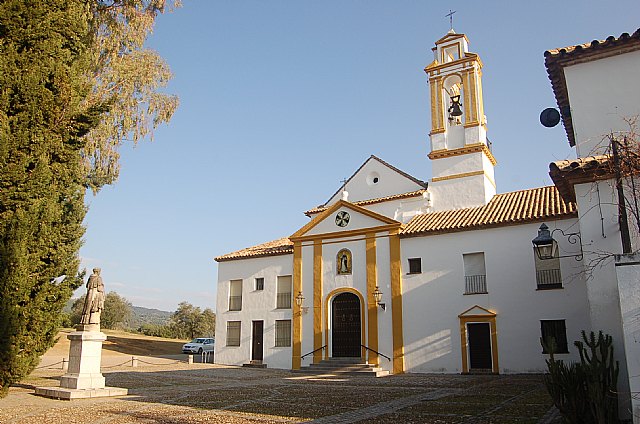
[0,0,95,395]
[0,0,178,395]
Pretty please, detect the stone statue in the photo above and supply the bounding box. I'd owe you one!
[80,268,105,327]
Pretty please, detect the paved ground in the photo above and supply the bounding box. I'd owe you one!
[0,359,560,424]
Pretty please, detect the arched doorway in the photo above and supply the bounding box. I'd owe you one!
[331,292,361,357]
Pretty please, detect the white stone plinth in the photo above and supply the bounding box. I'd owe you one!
[35,330,128,400]
[60,330,106,389]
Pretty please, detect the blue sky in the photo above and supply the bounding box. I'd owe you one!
[78,1,640,311]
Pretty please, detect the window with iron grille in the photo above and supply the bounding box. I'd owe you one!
[408,258,422,274]
[229,279,242,311]
[274,320,291,347]
[276,276,292,309]
[255,277,264,291]
[534,250,562,289]
[463,252,487,294]
[541,320,568,354]
[226,321,241,347]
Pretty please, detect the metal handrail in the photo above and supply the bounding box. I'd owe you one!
[361,345,391,362]
[301,345,326,360]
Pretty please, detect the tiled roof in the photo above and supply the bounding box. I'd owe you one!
[320,155,428,208]
[305,189,427,216]
[549,155,613,202]
[215,237,293,262]
[401,186,576,237]
[544,29,640,147]
[216,187,576,262]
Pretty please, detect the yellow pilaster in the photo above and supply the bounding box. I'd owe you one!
[313,240,323,363]
[469,69,478,124]
[389,230,404,374]
[366,233,379,365]
[292,241,302,369]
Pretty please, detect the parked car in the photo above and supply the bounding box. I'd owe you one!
[182,337,214,354]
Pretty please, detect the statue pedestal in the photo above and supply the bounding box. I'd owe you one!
[35,330,128,400]
[60,331,106,389]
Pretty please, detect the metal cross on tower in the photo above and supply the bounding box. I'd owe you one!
[445,9,456,30]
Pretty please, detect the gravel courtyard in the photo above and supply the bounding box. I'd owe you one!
[1,360,560,424]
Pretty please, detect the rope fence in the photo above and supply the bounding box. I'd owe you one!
[35,354,213,371]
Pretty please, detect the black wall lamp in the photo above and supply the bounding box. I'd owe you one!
[373,286,386,310]
[532,223,583,261]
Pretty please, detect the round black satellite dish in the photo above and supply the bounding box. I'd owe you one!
[540,107,561,127]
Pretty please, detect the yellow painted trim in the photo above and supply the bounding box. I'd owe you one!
[366,232,379,365]
[459,304,496,317]
[389,229,404,374]
[324,287,366,358]
[458,306,499,374]
[435,78,445,132]
[428,143,497,166]
[425,55,481,74]
[439,41,463,64]
[470,69,478,123]
[463,70,472,121]
[292,223,401,243]
[313,240,323,363]
[290,200,400,239]
[433,31,469,46]
[292,241,302,369]
[430,79,438,132]
[477,68,485,124]
[431,170,496,188]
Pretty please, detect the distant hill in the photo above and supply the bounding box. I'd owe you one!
[64,298,172,328]
[130,305,172,328]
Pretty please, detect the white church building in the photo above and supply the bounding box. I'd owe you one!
[213,27,640,399]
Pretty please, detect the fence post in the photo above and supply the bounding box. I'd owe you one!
[62,358,68,372]
[131,356,138,367]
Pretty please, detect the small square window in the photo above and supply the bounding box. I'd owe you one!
[255,277,264,291]
[408,258,422,274]
[541,320,568,354]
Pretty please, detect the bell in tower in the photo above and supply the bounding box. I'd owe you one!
[423,31,497,212]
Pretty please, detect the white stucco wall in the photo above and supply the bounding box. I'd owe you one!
[325,158,425,205]
[563,50,640,157]
[215,254,293,369]
[573,179,631,410]
[306,207,390,236]
[401,220,589,374]
[615,253,640,423]
[429,174,494,211]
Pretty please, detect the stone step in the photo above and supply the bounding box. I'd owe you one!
[295,357,390,377]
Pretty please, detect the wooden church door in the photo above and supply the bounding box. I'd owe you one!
[331,293,361,357]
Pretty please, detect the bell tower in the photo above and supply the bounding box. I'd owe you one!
[424,30,496,211]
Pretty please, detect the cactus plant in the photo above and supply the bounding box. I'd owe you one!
[542,331,620,424]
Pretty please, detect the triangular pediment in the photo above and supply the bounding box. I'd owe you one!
[291,200,400,240]
[322,156,427,207]
[458,305,496,318]
[434,31,468,46]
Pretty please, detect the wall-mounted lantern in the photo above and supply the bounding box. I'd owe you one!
[373,286,386,311]
[532,223,583,261]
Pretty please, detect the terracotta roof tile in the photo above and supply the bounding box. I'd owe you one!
[544,29,640,147]
[215,237,293,262]
[305,189,427,216]
[401,186,576,237]
[549,155,613,202]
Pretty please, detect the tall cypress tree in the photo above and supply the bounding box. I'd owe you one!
[0,0,178,396]
[0,0,96,395]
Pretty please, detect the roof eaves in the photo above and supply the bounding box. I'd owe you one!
[544,29,640,148]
